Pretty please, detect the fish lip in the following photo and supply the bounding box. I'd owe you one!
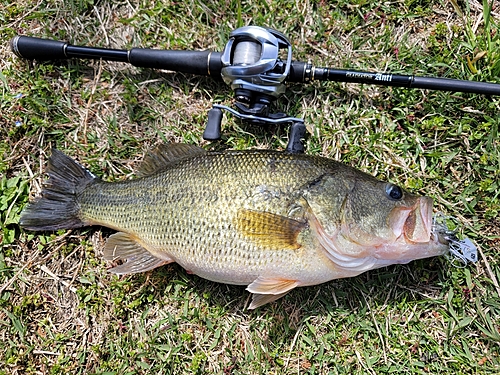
[389,207,412,240]
[421,197,433,237]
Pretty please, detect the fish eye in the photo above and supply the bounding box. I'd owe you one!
[385,183,403,200]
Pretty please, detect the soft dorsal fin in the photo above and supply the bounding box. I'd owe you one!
[137,143,206,177]
[235,209,307,250]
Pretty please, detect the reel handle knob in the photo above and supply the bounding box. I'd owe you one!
[285,121,306,154]
[203,107,223,140]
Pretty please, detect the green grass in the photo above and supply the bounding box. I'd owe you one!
[1,0,500,373]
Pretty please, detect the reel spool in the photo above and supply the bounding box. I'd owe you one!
[221,26,291,102]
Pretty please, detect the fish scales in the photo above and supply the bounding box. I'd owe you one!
[20,144,449,308]
[79,151,340,284]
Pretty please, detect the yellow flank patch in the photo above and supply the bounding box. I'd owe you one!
[235,208,306,250]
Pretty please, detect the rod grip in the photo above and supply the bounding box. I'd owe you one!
[10,36,68,60]
[129,49,222,76]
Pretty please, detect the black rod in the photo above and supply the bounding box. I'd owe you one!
[288,62,500,96]
[11,35,500,96]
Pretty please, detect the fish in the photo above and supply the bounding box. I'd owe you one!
[20,144,450,309]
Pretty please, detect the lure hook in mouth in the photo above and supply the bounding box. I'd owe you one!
[431,212,478,266]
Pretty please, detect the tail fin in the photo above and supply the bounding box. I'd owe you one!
[20,149,98,231]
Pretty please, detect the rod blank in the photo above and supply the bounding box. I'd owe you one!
[288,62,500,96]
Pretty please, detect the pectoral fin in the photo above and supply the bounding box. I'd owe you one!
[103,232,172,274]
[235,209,307,250]
[246,276,299,309]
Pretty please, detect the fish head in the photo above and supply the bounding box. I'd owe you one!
[304,171,449,274]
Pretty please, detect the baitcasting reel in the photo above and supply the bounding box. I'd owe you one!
[205,26,305,152]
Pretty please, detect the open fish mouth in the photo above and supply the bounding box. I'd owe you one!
[403,197,433,243]
[389,197,433,244]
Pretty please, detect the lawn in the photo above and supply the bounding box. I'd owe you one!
[1,0,499,374]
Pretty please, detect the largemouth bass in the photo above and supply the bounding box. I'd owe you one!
[20,144,449,308]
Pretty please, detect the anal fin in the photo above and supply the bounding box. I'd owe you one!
[103,232,172,275]
[246,276,299,309]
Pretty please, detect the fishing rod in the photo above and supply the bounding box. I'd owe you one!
[10,26,500,153]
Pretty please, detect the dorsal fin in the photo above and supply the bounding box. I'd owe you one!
[137,143,206,177]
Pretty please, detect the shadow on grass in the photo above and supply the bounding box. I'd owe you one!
[112,248,445,316]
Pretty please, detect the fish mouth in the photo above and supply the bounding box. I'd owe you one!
[359,196,448,264]
[388,197,433,244]
[310,196,448,273]
[403,197,432,243]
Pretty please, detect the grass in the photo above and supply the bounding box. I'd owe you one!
[1,0,500,373]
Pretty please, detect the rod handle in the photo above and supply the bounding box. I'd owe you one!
[10,36,68,60]
[129,49,223,77]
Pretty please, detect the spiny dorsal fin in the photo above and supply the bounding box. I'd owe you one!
[137,143,206,177]
[235,209,307,250]
[103,232,172,274]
